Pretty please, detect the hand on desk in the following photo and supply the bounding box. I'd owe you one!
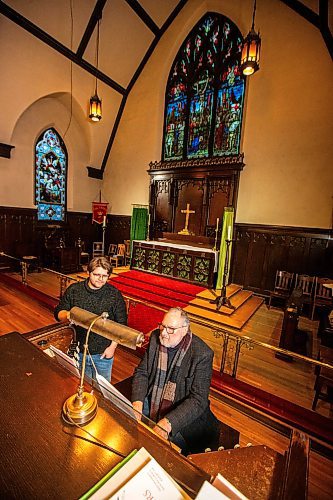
[153,418,172,440]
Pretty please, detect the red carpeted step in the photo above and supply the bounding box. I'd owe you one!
[116,270,205,296]
[112,281,189,310]
[112,274,196,303]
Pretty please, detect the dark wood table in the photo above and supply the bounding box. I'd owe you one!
[0,332,208,499]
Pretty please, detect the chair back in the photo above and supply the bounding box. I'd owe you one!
[314,278,333,301]
[108,243,118,256]
[274,270,294,292]
[294,274,315,297]
[117,244,126,257]
[124,239,131,256]
[92,242,103,258]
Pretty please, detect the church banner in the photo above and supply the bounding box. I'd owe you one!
[92,202,108,224]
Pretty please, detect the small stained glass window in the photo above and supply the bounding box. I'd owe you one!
[163,13,245,161]
[35,128,67,222]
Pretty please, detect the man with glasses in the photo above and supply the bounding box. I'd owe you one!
[54,256,127,382]
[131,307,219,455]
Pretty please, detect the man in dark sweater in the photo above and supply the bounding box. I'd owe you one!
[54,256,127,382]
[131,307,219,455]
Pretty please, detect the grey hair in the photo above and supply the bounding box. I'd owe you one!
[168,307,190,326]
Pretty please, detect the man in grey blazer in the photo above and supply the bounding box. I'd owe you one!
[132,307,219,454]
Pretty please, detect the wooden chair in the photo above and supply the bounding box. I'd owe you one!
[268,271,294,309]
[92,242,104,258]
[108,243,125,268]
[124,239,131,266]
[312,346,333,410]
[311,277,333,320]
[294,274,316,316]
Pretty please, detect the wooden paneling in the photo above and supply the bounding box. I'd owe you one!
[232,224,333,294]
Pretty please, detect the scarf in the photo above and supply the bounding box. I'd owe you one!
[150,329,192,422]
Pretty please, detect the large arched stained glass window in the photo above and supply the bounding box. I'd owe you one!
[163,13,245,161]
[35,128,67,221]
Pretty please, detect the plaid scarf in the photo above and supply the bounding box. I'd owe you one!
[150,329,192,422]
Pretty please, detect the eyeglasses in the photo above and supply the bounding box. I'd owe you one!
[158,323,187,335]
[91,273,109,280]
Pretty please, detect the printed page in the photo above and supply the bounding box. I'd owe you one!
[110,452,189,500]
[49,344,80,378]
[212,473,248,500]
[95,373,137,420]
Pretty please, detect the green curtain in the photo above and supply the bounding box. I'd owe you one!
[216,207,234,290]
[130,207,148,252]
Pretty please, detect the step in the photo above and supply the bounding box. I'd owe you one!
[111,274,196,303]
[185,296,264,330]
[119,269,205,296]
[111,281,188,310]
[197,284,242,302]
[190,290,254,316]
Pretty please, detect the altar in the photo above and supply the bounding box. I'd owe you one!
[131,239,218,288]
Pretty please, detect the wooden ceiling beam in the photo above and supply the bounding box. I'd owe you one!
[76,0,107,58]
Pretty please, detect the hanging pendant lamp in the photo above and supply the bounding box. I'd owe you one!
[89,18,102,121]
[240,0,261,76]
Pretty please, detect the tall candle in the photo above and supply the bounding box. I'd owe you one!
[216,218,219,232]
[103,215,106,228]
[227,225,232,240]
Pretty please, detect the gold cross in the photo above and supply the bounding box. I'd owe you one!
[178,203,195,235]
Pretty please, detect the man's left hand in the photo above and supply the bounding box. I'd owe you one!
[101,343,118,359]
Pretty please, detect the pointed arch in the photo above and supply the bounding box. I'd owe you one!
[162,12,245,161]
[35,128,67,221]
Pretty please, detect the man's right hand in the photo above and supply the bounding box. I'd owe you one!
[57,310,70,322]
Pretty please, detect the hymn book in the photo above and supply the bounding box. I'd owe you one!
[84,447,190,500]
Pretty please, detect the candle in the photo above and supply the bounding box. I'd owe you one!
[227,225,232,240]
[103,215,106,228]
[216,218,219,232]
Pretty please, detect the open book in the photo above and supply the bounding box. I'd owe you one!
[82,447,190,500]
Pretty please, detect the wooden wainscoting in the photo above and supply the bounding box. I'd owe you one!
[232,224,333,295]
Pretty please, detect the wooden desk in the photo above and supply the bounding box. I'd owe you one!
[0,332,208,498]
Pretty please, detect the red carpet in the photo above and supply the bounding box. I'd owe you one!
[110,270,205,335]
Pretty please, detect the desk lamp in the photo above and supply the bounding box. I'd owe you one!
[62,306,144,425]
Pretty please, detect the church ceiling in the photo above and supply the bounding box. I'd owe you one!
[0,0,331,176]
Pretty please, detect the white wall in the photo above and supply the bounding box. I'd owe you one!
[103,0,333,228]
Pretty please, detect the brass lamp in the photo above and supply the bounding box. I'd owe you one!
[62,306,144,425]
[240,0,261,76]
[89,94,102,122]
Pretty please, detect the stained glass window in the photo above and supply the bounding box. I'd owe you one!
[163,13,245,161]
[35,128,67,222]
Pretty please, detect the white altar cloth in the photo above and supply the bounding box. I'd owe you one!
[133,240,219,272]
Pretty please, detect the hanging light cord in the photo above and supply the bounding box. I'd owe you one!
[64,0,74,138]
[251,0,257,30]
[95,18,100,95]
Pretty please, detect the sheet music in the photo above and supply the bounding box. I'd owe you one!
[49,344,80,378]
[95,373,137,420]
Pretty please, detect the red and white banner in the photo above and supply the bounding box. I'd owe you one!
[92,202,108,224]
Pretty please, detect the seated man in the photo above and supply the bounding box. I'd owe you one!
[131,307,219,455]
